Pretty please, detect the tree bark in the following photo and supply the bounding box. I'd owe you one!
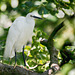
[0,63,54,75]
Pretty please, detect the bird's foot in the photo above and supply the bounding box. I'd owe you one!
[14,63,17,68]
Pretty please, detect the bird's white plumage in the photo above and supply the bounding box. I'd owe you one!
[4,13,35,58]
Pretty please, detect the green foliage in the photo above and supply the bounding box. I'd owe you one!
[0,28,9,60]
[61,64,73,75]
[27,29,49,72]
[0,0,75,74]
[65,46,75,51]
[38,7,48,15]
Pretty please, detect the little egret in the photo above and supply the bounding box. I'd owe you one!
[4,13,42,66]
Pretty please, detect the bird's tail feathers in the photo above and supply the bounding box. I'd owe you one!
[4,40,15,59]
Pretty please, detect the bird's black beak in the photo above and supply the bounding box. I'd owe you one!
[32,16,42,19]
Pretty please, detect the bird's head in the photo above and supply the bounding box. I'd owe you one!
[26,13,42,20]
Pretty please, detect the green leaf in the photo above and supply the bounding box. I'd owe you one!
[25,1,34,8]
[38,7,48,15]
[46,0,54,3]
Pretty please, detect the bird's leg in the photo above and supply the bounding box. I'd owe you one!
[15,51,17,65]
[9,58,11,65]
[22,45,26,66]
[14,50,17,68]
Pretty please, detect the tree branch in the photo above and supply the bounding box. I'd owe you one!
[0,63,40,75]
[48,22,64,41]
[0,63,59,75]
[60,48,75,66]
[40,22,64,74]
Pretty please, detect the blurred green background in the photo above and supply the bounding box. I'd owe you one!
[0,0,75,75]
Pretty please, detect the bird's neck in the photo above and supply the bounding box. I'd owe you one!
[26,18,35,26]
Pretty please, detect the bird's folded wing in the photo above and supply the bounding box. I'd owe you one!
[4,25,20,58]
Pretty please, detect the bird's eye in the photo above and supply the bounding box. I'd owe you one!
[30,15,32,17]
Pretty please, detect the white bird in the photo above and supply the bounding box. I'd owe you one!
[4,13,42,66]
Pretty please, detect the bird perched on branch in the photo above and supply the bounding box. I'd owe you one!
[4,13,42,66]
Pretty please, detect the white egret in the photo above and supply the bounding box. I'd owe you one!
[4,13,42,66]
